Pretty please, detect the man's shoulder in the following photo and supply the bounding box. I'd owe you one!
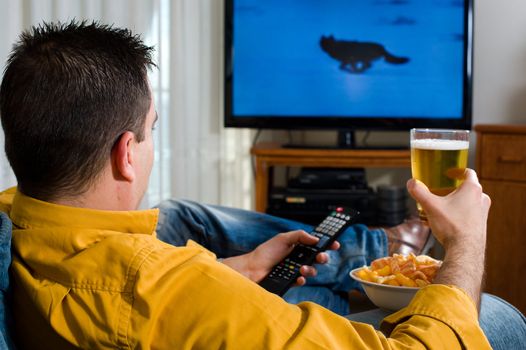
[0,187,16,214]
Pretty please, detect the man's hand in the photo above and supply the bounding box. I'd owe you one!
[407,169,491,309]
[222,230,340,285]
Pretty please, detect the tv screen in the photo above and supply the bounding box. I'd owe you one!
[224,0,472,131]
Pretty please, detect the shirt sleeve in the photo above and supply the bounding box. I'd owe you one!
[381,285,492,349]
[127,242,491,349]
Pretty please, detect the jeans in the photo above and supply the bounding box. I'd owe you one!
[155,199,387,315]
[155,199,526,349]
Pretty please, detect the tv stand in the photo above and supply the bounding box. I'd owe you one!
[250,142,411,212]
[282,143,409,151]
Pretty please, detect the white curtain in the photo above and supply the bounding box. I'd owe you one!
[0,0,254,210]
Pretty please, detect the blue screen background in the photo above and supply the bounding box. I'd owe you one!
[232,0,465,119]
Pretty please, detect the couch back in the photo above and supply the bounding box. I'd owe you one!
[0,212,15,349]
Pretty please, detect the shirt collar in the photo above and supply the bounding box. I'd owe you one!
[10,190,159,235]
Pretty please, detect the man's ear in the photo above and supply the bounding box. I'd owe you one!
[112,131,136,182]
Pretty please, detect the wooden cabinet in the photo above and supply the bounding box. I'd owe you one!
[250,142,411,212]
[475,124,526,314]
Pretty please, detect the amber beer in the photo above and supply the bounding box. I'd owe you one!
[410,136,469,219]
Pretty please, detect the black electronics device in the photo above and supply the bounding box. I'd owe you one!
[267,187,375,225]
[287,168,367,190]
[259,207,359,296]
[376,185,408,226]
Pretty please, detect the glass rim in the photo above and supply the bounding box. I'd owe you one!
[410,128,470,134]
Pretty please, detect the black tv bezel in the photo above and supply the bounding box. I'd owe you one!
[224,0,473,131]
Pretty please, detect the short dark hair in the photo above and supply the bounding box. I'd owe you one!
[0,20,155,201]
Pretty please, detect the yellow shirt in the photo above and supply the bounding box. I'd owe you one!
[0,188,491,349]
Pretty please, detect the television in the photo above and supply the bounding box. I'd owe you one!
[224,0,473,147]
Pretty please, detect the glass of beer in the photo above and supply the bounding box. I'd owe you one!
[410,129,469,220]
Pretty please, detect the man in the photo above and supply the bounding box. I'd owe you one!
[0,20,522,349]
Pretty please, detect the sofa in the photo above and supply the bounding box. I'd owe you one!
[0,212,14,349]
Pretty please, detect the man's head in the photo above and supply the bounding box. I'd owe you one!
[0,21,155,204]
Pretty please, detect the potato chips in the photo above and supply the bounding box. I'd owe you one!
[355,253,442,288]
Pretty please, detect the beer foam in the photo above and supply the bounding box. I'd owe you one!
[411,139,469,150]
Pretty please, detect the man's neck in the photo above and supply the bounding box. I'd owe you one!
[52,173,138,211]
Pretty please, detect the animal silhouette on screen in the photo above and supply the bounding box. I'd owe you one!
[320,35,409,73]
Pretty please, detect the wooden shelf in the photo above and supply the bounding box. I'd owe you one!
[250,142,411,212]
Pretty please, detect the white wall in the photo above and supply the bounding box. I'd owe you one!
[474,0,526,125]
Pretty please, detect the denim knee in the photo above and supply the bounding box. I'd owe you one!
[479,293,526,350]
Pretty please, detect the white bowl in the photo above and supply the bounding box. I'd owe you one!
[350,267,420,311]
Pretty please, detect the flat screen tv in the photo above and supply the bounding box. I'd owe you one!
[224,0,473,144]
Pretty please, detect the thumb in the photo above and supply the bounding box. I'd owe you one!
[407,179,437,212]
[281,230,317,246]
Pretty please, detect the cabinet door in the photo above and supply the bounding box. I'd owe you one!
[481,180,526,314]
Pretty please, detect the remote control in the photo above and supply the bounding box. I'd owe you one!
[259,207,360,296]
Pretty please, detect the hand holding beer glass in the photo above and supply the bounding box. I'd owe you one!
[410,129,469,220]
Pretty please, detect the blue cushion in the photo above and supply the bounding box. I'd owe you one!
[0,212,15,349]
